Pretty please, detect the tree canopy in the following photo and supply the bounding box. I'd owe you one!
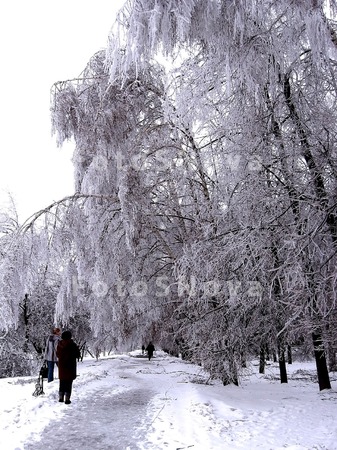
[1,0,337,386]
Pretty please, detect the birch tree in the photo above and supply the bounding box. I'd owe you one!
[101,0,337,388]
[44,0,337,388]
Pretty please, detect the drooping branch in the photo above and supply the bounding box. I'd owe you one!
[20,194,120,233]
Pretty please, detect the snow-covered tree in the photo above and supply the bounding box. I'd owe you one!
[102,0,337,388]
[11,0,333,387]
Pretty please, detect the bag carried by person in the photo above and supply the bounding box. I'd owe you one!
[39,361,48,379]
[32,374,45,397]
[33,362,48,396]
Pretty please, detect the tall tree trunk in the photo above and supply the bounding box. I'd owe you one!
[267,77,334,391]
[278,342,288,384]
[259,344,265,374]
[328,345,337,372]
[326,320,337,371]
[287,345,292,364]
[19,294,30,353]
[312,331,331,391]
[241,351,247,369]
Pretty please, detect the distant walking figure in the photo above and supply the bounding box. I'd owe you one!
[146,342,155,361]
[44,327,61,382]
[142,345,145,355]
[56,330,81,405]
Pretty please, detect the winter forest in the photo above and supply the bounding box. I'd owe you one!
[1,0,337,391]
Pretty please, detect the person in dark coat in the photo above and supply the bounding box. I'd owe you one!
[43,327,61,382]
[146,342,155,361]
[56,330,81,404]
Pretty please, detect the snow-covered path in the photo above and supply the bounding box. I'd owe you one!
[25,357,157,450]
[25,386,154,449]
[2,351,337,450]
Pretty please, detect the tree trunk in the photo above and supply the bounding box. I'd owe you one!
[278,344,288,384]
[328,345,337,372]
[259,344,265,374]
[241,351,247,369]
[20,294,30,353]
[283,76,336,390]
[287,345,293,364]
[312,331,331,391]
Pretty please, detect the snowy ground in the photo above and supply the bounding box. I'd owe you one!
[1,350,337,450]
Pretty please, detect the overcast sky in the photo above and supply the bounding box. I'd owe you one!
[0,0,126,221]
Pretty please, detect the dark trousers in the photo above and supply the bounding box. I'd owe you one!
[59,380,73,397]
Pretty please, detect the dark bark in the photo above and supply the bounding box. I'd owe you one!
[284,75,328,210]
[283,73,337,245]
[259,344,265,374]
[19,294,31,353]
[241,352,247,369]
[278,343,288,384]
[271,243,287,383]
[278,77,334,390]
[312,331,331,390]
[287,345,293,365]
[328,345,337,372]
